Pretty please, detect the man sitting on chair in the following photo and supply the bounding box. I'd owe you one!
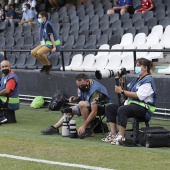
[41,73,110,138]
[0,60,19,124]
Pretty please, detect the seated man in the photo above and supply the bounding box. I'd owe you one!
[4,4,18,27]
[0,60,19,123]
[0,4,4,22]
[18,3,37,26]
[107,0,134,16]
[41,73,110,138]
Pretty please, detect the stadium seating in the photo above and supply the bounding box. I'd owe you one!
[61,54,83,71]
[145,43,164,60]
[133,33,146,47]
[158,65,170,74]
[83,54,108,71]
[145,32,160,47]
[120,44,136,60]
[150,25,163,39]
[136,44,150,59]
[72,54,95,71]
[94,44,110,59]
[105,44,123,70]
[119,33,134,47]
[1,0,169,72]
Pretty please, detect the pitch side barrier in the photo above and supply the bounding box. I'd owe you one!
[2,49,170,119]
[2,48,170,71]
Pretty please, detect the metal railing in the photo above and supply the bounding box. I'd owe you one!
[2,48,170,71]
[19,94,170,118]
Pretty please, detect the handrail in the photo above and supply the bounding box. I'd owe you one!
[2,48,170,71]
[18,94,170,118]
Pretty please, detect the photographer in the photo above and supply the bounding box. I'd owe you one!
[41,73,110,138]
[101,58,157,145]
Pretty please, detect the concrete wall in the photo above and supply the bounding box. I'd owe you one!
[12,69,170,110]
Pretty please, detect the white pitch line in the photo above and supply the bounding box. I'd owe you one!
[0,154,115,170]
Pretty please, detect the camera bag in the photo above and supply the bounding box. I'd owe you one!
[90,117,109,133]
[137,126,170,148]
[48,92,66,111]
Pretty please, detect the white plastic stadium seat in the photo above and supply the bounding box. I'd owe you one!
[133,33,146,47]
[107,44,123,60]
[163,25,170,35]
[158,65,170,74]
[105,54,121,70]
[160,33,170,48]
[105,44,123,70]
[84,55,108,71]
[151,25,163,39]
[144,43,164,60]
[120,44,136,60]
[119,55,134,71]
[60,54,83,71]
[145,32,160,47]
[120,33,133,47]
[136,44,150,59]
[72,54,95,71]
[94,44,110,59]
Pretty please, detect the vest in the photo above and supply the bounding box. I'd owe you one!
[39,20,61,50]
[0,72,19,110]
[128,75,157,120]
[79,80,110,107]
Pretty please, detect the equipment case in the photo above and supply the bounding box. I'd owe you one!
[137,127,170,148]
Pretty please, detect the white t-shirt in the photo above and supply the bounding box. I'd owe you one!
[28,0,37,15]
[8,0,19,4]
[136,83,154,104]
[0,8,4,20]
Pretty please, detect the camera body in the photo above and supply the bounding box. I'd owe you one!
[95,68,127,80]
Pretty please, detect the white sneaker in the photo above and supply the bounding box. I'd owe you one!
[111,134,125,145]
[101,132,117,142]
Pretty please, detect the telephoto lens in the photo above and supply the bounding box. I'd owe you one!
[69,119,77,138]
[62,114,70,137]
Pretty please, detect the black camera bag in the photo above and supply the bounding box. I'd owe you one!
[90,117,109,133]
[137,126,170,148]
[48,93,66,111]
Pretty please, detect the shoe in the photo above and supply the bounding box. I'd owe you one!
[101,132,117,142]
[0,116,7,123]
[41,126,59,135]
[44,64,52,74]
[79,128,95,138]
[40,65,47,73]
[111,134,125,145]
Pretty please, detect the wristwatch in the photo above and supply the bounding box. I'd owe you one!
[121,90,124,94]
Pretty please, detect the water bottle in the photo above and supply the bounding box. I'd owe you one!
[62,114,70,137]
[69,119,77,138]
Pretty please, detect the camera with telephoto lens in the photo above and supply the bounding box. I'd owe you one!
[60,107,72,113]
[95,68,127,80]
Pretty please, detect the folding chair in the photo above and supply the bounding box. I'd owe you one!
[90,105,109,137]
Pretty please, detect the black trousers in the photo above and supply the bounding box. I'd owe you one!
[0,100,7,107]
[105,103,147,128]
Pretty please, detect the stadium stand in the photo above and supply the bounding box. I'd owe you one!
[94,44,110,59]
[0,0,170,73]
[60,54,83,71]
[105,44,123,70]
[132,33,146,47]
[136,44,150,59]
